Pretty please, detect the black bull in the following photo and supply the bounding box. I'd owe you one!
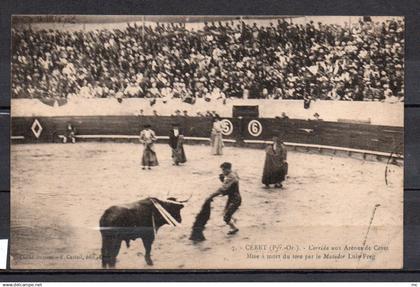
[99,197,184,267]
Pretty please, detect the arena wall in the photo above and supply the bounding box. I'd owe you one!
[11,99,403,159]
[11,99,403,127]
[11,115,403,156]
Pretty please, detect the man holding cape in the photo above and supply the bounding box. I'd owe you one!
[262,136,288,188]
[168,123,187,165]
[140,124,159,170]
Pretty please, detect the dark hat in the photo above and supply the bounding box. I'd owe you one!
[144,124,151,128]
[220,162,232,170]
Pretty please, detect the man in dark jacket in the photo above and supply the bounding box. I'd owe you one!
[168,123,186,165]
[211,162,241,235]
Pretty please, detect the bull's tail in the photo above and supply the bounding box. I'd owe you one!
[101,233,122,268]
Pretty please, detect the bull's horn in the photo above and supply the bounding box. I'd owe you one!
[177,193,192,203]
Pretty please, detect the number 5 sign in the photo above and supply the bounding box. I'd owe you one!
[248,120,263,137]
[220,119,234,136]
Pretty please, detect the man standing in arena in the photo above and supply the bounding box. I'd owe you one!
[168,123,187,165]
[211,162,241,235]
[62,123,76,144]
[262,136,288,188]
[139,124,159,170]
[210,116,224,155]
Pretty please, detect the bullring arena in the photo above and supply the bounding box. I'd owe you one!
[10,15,404,270]
[10,100,403,269]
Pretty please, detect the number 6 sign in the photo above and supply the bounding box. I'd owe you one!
[248,120,263,137]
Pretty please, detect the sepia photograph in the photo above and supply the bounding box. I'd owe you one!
[10,15,404,269]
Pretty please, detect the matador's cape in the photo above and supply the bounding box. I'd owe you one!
[189,196,213,242]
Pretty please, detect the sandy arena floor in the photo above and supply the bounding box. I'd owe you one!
[10,143,403,269]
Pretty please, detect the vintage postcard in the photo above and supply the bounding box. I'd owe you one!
[10,15,403,269]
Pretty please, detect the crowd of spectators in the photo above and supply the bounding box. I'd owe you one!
[12,17,404,103]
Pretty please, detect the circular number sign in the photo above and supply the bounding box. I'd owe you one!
[220,119,234,136]
[248,120,263,137]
